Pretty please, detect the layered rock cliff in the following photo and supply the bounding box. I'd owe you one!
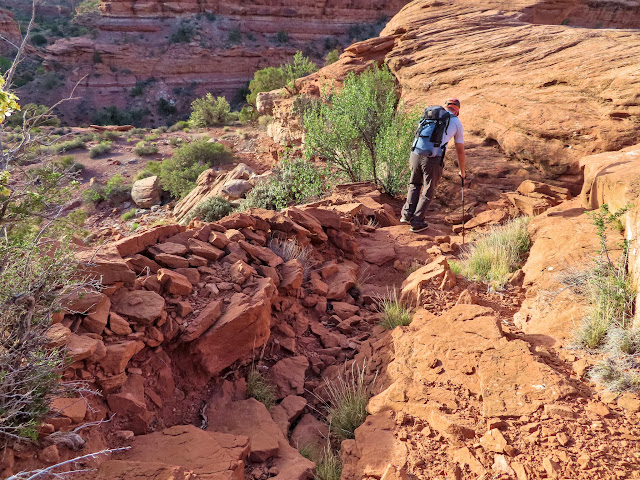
[265,0,640,181]
[25,0,407,124]
[0,8,22,56]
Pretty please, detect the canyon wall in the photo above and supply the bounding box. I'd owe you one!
[25,0,407,124]
[0,8,21,56]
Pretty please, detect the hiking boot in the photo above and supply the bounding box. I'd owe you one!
[400,214,413,224]
[410,220,429,233]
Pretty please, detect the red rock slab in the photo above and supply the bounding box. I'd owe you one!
[148,242,189,257]
[300,207,341,230]
[269,356,309,399]
[112,224,183,257]
[279,259,303,295]
[181,300,222,343]
[400,255,456,304]
[209,231,231,249]
[284,206,328,242]
[125,254,161,274]
[113,289,166,325]
[76,246,137,286]
[91,461,196,480]
[102,340,144,376]
[239,240,283,268]
[157,268,193,296]
[325,261,359,301]
[188,238,225,261]
[217,213,257,230]
[190,278,276,376]
[100,425,250,480]
[66,333,100,362]
[50,396,87,424]
[154,253,190,269]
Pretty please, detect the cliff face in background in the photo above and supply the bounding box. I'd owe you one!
[0,8,22,56]
[265,0,640,182]
[20,0,407,125]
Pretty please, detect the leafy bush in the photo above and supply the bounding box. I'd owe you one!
[31,34,47,46]
[54,137,86,153]
[134,160,161,181]
[189,94,231,127]
[92,105,149,126]
[325,49,340,66]
[157,98,177,116]
[160,140,232,198]
[455,217,531,288]
[171,20,196,43]
[89,140,113,158]
[247,368,276,410]
[134,141,158,156]
[56,155,84,173]
[5,103,60,128]
[247,51,317,105]
[186,196,233,223]
[228,27,242,44]
[304,66,419,194]
[239,106,258,124]
[240,158,327,211]
[83,173,130,204]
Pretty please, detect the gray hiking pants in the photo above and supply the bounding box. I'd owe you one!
[401,152,444,223]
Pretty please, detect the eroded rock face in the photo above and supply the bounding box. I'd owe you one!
[268,0,640,178]
[131,176,162,208]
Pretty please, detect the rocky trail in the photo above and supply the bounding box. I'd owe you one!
[6,165,640,480]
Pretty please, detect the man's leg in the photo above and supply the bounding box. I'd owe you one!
[412,159,444,223]
[401,152,424,222]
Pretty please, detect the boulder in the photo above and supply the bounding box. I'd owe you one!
[157,269,193,296]
[271,395,307,435]
[109,312,132,335]
[239,240,283,267]
[190,278,276,375]
[269,356,309,399]
[230,260,256,285]
[149,242,189,257]
[131,176,162,208]
[325,261,359,301]
[66,334,100,362]
[125,254,161,274]
[279,259,303,295]
[111,224,183,258]
[102,340,144,375]
[106,374,152,435]
[113,290,165,325]
[284,207,328,242]
[181,300,222,342]
[290,414,328,452]
[301,207,341,230]
[46,324,71,348]
[187,238,225,261]
[50,397,87,424]
[400,255,456,304]
[154,253,190,269]
[221,179,253,199]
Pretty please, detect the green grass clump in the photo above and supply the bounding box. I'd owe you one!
[315,449,342,480]
[54,137,85,153]
[122,209,137,221]
[168,120,189,132]
[83,174,130,205]
[55,155,83,173]
[455,216,531,288]
[89,140,113,158]
[247,368,276,410]
[376,291,412,330]
[323,363,373,441]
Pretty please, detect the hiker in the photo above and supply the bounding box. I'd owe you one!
[400,98,466,233]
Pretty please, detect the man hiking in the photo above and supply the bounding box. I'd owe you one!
[400,98,466,233]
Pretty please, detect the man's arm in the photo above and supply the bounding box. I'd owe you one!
[455,142,466,179]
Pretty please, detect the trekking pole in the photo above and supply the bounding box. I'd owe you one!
[460,175,465,245]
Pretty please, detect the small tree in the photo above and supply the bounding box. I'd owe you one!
[189,93,231,127]
[246,52,317,105]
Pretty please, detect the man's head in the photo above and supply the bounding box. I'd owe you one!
[445,98,460,116]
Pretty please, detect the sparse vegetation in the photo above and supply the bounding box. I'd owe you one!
[376,291,412,329]
[88,140,113,158]
[268,237,312,280]
[189,94,231,127]
[258,115,274,127]
[171,20,197,43]
[228,27,242,44]
[53,137,86,153]
[325,49,340,66]
[247,367,276,410]
[303,66,421,195]
[276,30,289,43]
[185,196,233,223]
[168,120,189,132]
[122,208,137,221]
[56,155,84,173]
[240,157,328,211]
[315,448,342,480]
[92,105,149,126]
[454,217,531,288]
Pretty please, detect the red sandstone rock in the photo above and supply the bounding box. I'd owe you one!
[102,340,144,376]
[400,256,456,304]
[279,260,303,295]
[239,240,283,267]
[109,312,132,335]
[181,300,222,343]
[284,207,328,242]
[112,225,183,257]
[187,238,225,261]
[125,254,161,274]
[113,289,165,325]
[131,176,162,208]
[230,260,256,285]
[154,253,190,269]
[66,334,100,362]
[157,269,193,296]
[269,356,309,399]
[50,397,87,424]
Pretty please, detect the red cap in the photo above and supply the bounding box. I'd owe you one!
[445,98,460,115]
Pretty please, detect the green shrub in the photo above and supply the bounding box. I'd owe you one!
[325,49,340,66]
[455,217,531,289]
[247,368,276,410]
[75,0,100,16]
[240,158,328,211]
[157,98,177,116]
[186,196,233,223]
[171,20,196,43]
[304,66,419,194]
[83,173,130,204]
[228,27,242,44]
[276,30,289,43]
[376,291,412,329]
[92,105,149,126]
[189,94,231,127]
[258,115,274,127]
[239,106,258,124]
[160,140,232,198]
[92,51,102,63]
[31,34,47,46]
[122,208,137,221]
[54,137,86,153]
[56,155,84,173]
[0,56,12,73]
[41,73,61,91]
[168,120,189,132]
[89,140,113,158]
[134,141,159,156]
[5,103,60,128]
[131,222,140,231]
[247,51,317,105]
[134,160,162,181]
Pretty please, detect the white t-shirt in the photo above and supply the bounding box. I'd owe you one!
[441,114,464,146]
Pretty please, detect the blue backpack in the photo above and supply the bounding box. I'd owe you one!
[411,106,451,158]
